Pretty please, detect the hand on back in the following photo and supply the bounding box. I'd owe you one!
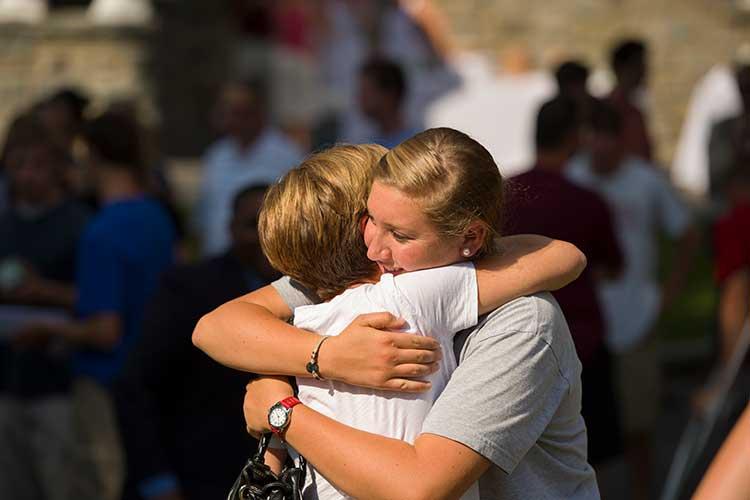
[321,312,442,393]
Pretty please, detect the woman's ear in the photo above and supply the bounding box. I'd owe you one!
[358,214,368,235]
[460,221,488,258]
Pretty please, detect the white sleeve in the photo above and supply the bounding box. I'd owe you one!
[654,173,691,238]
[391,263,478,340]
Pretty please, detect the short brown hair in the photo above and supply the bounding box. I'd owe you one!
[259,144,387,300]
[374,127,504,257]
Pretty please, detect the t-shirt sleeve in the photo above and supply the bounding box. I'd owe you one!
[76,229,122,317]
[654,173,691,238]
[271,276,320,310]
[391,262,478,341]
[421,297,571,473]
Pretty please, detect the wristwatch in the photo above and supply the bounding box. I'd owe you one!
[268,396,302,436]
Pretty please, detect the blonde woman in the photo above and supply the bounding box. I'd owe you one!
[194,129,599,499]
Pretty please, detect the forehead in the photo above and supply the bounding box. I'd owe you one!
[367,181,431,230]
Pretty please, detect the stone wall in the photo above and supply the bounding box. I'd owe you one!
[0,9,152,142]
[0,2,232,157]
[435,0,750,165]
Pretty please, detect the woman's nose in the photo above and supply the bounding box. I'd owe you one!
[366,231,390,261]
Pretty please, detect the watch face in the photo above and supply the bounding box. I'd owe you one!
[268,405,287,429]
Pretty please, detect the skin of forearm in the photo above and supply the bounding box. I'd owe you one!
[37,280,77,309]
[61,313,121,350]
[193,301,320,375]
[476,236,586,314]
[692,403,750,500]
[283,406,487,500]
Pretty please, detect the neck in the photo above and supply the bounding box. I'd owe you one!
[98,167,144,203]
[535,150,569,172]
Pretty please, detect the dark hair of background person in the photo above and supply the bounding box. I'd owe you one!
[360,57,407,104]
[0,112,74,179]
[535,97,580,151]
[610,39,646,72]
[43,87,90,123]
[82,111,148,185]
[589,100,624,136]
[555,61,590,89]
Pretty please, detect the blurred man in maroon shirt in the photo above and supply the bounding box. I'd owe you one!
[505,96,624,468]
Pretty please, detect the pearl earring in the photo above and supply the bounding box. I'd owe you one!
[462,248,471,257]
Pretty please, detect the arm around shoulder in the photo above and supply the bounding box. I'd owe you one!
[192,284,320,375]
[475,235,586,315]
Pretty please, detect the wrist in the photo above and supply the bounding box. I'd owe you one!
[316,334,340,381]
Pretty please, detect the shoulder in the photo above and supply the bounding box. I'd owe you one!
[476,292,565,340]
[204,137,233,161]
[258,129,304,160]
[461,292,579,381]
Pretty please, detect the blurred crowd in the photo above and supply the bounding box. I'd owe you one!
[0,1,749,500]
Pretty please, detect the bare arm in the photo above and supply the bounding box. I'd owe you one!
[193,287,441,392]
[692,403,750,500]
[244,377,490,500]
[193,235,584,389]
[476,235,585,315]
[15,312,122,350]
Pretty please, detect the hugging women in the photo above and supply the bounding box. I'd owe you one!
[194,128,599,500]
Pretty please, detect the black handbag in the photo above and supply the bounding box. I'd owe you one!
[227,433,307,500]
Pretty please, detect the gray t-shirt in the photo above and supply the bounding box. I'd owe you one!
[272,277,600,500]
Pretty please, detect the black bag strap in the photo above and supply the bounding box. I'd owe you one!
[227,433,307,500]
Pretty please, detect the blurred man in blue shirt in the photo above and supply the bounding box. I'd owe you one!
[17,111,176,500]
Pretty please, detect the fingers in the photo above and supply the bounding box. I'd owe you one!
[393,347,442,365]
[391,362,441,378]
[381,378,433,393]
[387,331,441,350]
[355,312,406,331]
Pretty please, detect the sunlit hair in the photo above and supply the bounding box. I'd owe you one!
[374,127,504,257]
[259,144,387,300]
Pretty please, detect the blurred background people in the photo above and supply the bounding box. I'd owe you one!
[713,166,750,367]
[606,39,653,162]
[14,111,177,500]
[707,61,750,214]
[195,79,302,256]
[505,96,625,476]
[0,113,91,500]
[567,101,699,500]
[115,184,276,500]
[357,57,420,148]
[555,60,596,126]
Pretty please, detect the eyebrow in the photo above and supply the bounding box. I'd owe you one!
[368,212,415,236]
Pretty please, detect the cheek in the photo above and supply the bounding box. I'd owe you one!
[362,220,374,248]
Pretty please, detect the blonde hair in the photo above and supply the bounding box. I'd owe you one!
[374,127,504,257]
[259,144,387,300]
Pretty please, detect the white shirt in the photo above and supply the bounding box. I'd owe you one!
[566,155,691,352]
[293,263,479,500]
[195,129,303,255]
[671,65,741,198]
[425,54,556,177]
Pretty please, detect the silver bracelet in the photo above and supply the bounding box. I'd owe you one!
[306,335,331,380]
